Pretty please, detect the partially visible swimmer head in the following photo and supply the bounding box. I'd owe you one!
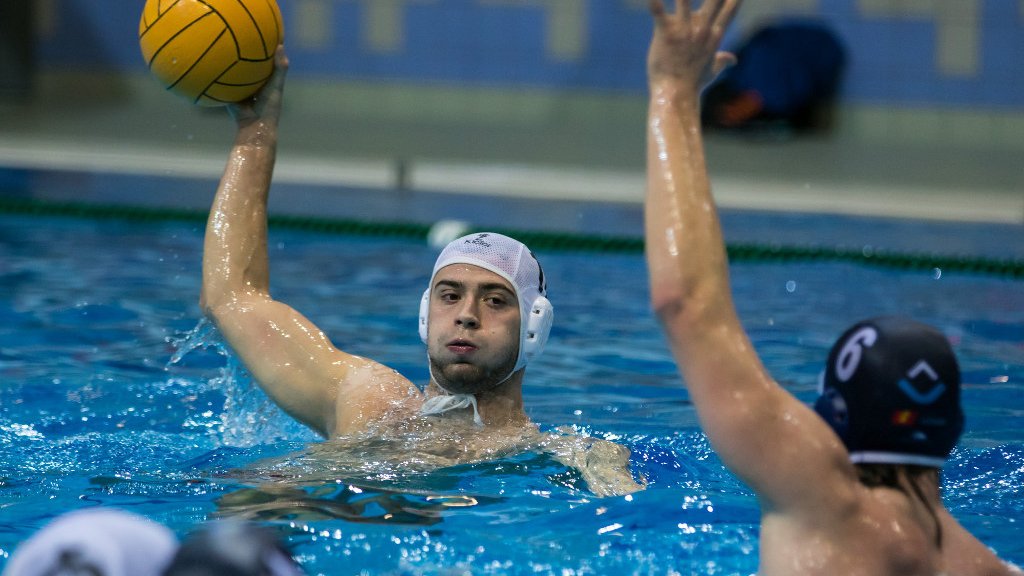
[163,521,303,576]
[419,232,554,392]
[814,316,964,468]
[1,508,178,576]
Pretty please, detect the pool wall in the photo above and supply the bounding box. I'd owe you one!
[0,1,1021,228]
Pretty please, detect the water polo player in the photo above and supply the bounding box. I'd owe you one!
[198,47,641,497]
[643,0,1019,573]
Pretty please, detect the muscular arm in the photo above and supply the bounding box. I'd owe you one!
[200,48,419,438]
[643,0,854,514]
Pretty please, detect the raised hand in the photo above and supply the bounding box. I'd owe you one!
[228,45,289,138]
[647,0,741,91]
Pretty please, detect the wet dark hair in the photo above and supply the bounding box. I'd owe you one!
[855,463,942,548]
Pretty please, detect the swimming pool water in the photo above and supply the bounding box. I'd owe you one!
[0,213,1021,575]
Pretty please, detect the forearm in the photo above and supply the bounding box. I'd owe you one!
[644,77,837,501]
[644,80,732,328]
[640,0,857,509]
[200,122,277,312]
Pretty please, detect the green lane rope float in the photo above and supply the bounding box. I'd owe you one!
[1,196,1020,279]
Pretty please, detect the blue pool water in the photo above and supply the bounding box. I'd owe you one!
[0,212,1021,575]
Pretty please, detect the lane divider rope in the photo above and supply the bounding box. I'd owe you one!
[1,197,1020,279]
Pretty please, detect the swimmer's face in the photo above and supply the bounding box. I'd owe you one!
[426,264,521,394]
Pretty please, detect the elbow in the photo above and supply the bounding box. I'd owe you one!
[199,275,245,320]
[651,292,685,327]
[199,288,220,320]
[200,297,224,326]
[201,287,268,329]
[650,282,717,336]
[199,288,235,325]
[199,290,211,318]
[650,283,692,326]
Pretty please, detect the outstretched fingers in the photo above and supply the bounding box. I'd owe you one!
[711,51,737,78]
[649,0,666,23]
[261,45,289,113]
[275,44,289,69]
[649,0,693,22]
[676,0,692,22]
[709,0,742,35]
[228,45,288,127]
[646,0,741,89]
[650,0,740,38]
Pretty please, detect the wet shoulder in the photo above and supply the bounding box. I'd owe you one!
[330,357,423,435]
[939,508,1021,576]
[759,486,940,576]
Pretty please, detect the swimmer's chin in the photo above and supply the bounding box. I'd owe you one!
[430,365,510,395]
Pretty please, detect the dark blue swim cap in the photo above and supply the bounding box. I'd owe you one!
[814,316,964,468]
[162,521,302,576]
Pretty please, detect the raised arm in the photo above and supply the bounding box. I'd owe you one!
[200,49,285,324]
[200,48,419,438]
[643,0,853,513]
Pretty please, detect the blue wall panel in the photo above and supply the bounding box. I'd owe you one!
[35,0,1024,108]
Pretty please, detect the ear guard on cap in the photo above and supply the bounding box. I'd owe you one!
[814,369,850,443]
[522,295,554,364]
[419,289,430,343]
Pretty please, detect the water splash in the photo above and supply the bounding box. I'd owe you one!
[166,318,314,447]
[167,317,220,366]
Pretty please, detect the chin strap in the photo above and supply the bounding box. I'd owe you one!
[419,393,483,427]
[422,359,516,428]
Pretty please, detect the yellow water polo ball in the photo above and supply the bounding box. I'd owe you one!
[139,0,284,106]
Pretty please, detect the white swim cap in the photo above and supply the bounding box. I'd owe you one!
[2,508,178,576]
[419,232,553,378]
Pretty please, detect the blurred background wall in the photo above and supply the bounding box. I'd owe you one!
[1,0,1021,219]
